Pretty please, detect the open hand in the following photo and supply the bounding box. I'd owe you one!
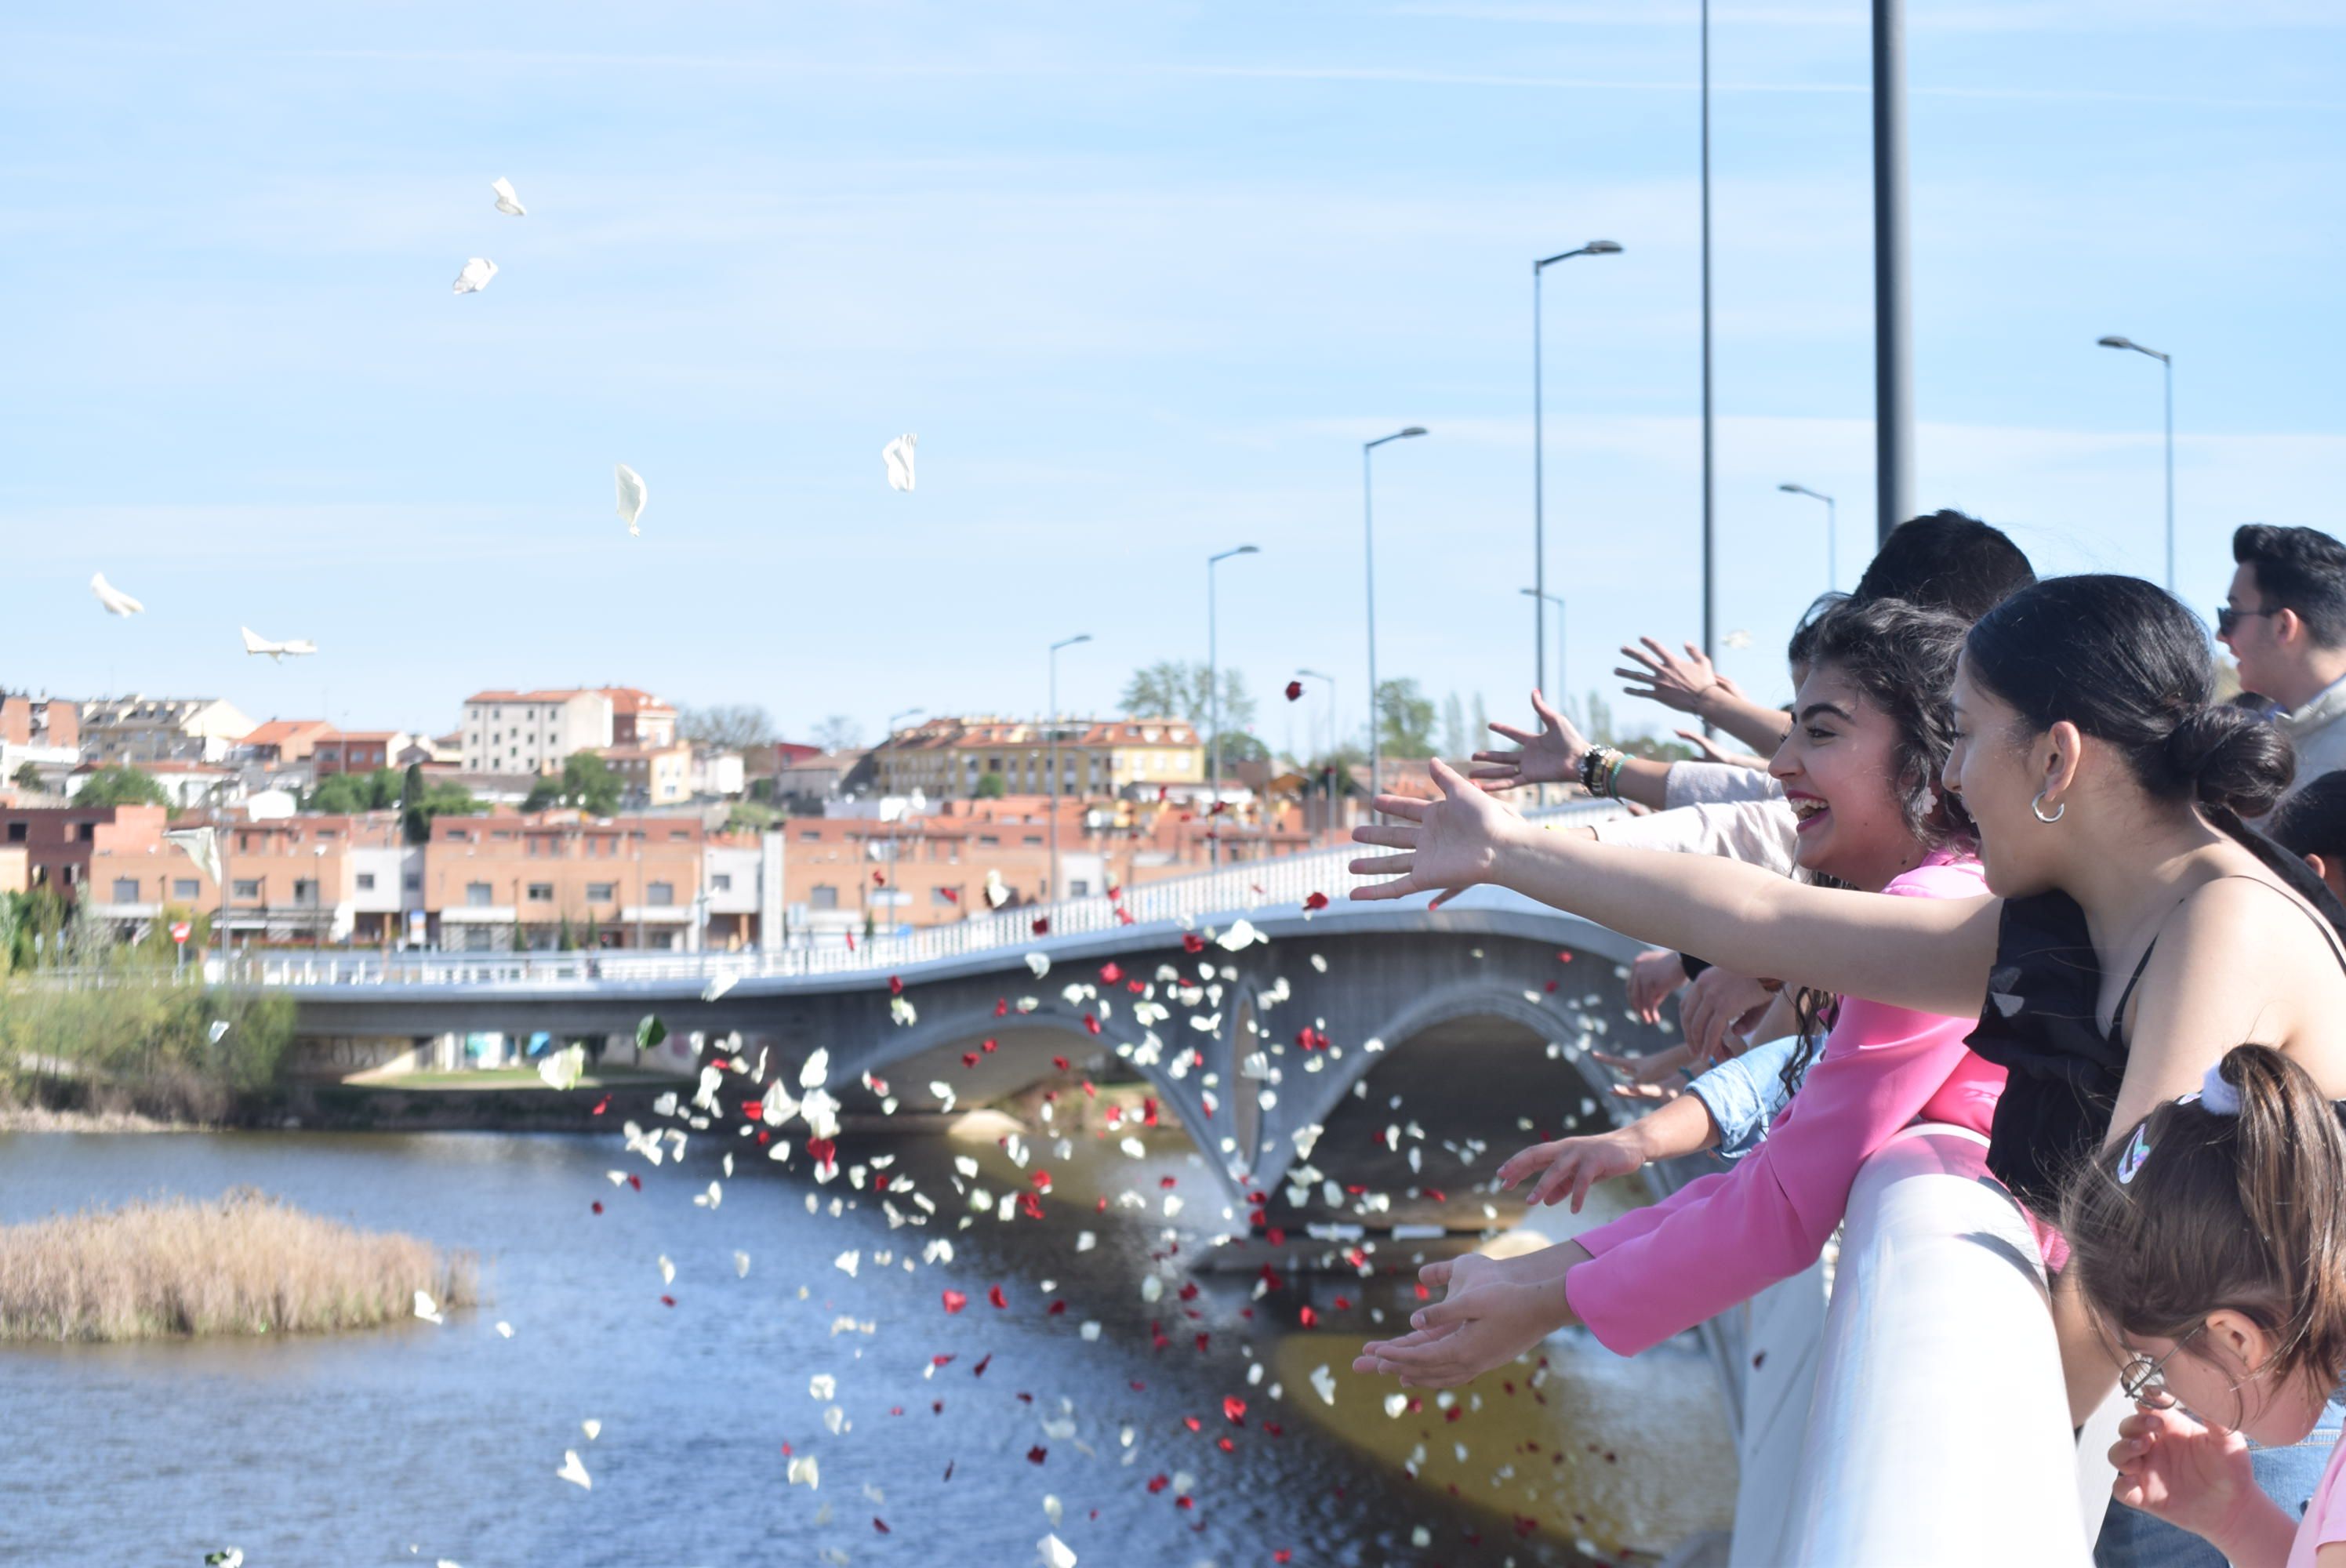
[1627,947,1688,1023]
[1353,1278,1563,1388]
[2108,1405,2256,1544]
[1415,1249,1509,1305]
[1349,759,1523,906]
[1680,969,1778,1065]
[1468,689,1589,793]
[1617,637,1732,717]
[1496,1127,1647,1212]
[1590,1044,1690,1102]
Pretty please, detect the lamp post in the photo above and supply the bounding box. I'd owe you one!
[2097,335,2176,591]
[1700,0,1716,662]
[1534,241,1622,693]
[1873,0,1915,545]
[1206,546,1258,868]
[883,705,923,937]
[1364,426,1428,808]
[1295,667,1336,845]
[1047,636,1090,902]
[1778,483,1839,591]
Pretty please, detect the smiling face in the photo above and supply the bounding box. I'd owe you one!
[1769,661,1923,891]
[1942,655,2057,898]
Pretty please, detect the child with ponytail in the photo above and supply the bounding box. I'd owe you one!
[2064,1046,2346,1567]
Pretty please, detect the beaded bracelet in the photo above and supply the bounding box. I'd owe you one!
[1603,751,1629,798]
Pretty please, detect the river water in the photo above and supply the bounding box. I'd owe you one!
[0,1116,1730,1567]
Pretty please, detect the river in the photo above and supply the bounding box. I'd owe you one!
[0,1113,1730,1566]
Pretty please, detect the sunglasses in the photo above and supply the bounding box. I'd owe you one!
[2217,604,2281,637]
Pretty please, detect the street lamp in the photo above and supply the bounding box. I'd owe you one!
[1517,588,1567,701]
[1206,546,1259,868]
[1778,483,1838,591]
[1047,634,1091,903]
[1295,667,1336,846]
[883,705,923,938]
[1533,240,1622,693]
[1364,426,1428,809]
[2097,335,2176,591]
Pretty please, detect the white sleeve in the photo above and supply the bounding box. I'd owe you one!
[1662,760,1786,810]
[1590,800,1801,877]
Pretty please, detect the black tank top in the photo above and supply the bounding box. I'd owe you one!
[1963,876,2346,1214]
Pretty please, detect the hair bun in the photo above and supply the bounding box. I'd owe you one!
[2164,704,2293,817]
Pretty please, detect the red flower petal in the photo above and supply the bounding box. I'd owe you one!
[1298,1305,1317,1328]
[1222,1396,1246,1425]
[1084,1014,1102,1036]
[1099,961,1124,983]
[982,1036,998,1052]
[940,886,959,902]
[962,1052,980,1068]
[660,1294,676,1306]
[873,1518,890,1534]
[589,1096,609,1116]
[807,1137,837,1172]
[888,975,903,995]
[1052,1054,1070,1071]
[591,1200,604,1214]
[988,1283,1008,1309]
[1302,891,1329,911]
[627,1174,641,1191]
[1027,1445,1048,1465]
[972,1352,993,1377]
[1031,916,1051,935]
[942,1290,968,1313]
[1284,680,1304,702]
[1182,932,1206,953]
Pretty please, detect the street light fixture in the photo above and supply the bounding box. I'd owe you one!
[1047,634,1091,903]
[1206,546,1259,868]
[1295,667,1336,846]
[1533,240,1622,693]
[1364,426,1428,810]
[2097,335,2177,591]
[882,705,923,939]
[1778,483,1838,592]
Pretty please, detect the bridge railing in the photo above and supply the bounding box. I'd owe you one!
[1740,1127,2092,1566]
[177,799,1624,990]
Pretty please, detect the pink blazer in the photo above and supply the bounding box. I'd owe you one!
[1564,852,2010,1356]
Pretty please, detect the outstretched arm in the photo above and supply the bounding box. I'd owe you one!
[1616,637,1794,757]
[1353,759,2000,1020]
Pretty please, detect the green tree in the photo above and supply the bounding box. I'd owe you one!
[11,761,43,792]
[1215,732,1270,766]
[1375,679,1437,760]
[557,914,577,952]
[1119,661,1257,750]
[307,768,403,815]
[973,771,1007,799]
[726,800,777,833]
[74,767,170,810]
[1440,691,1467,759]
[524,753,623,816]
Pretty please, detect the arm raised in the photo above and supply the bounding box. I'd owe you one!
[1353,758,1999,1019]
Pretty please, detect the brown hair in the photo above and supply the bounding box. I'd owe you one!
[2061,1045,2346,1417]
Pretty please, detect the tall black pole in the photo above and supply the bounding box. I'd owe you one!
[1873,0,1915,543]
[1699,0,1716,664]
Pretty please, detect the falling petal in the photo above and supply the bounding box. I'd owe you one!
[615,464,648,536]
[1310,1365,1338,1406]
[703,972,738,1003]
[490,176,527,216]
[452,257,498,294]
[412,1290,444,1326]
[536,1044,586,1092]
[556,1450,592,1490]
[496,1321,514,1338]
[734,1250,751,1278]
[883,433,917,492]
[89,572,144,616]
[1037,1534,1077,1568]
[582,1419,601,1440]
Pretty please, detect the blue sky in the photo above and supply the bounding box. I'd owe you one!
[6,2,2341,758]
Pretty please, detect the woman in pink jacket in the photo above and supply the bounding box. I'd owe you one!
[1371,594,2022,1364]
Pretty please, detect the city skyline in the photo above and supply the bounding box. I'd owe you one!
[8,3,2341,760]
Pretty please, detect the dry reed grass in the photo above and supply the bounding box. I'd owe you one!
[0,1187,478,1341]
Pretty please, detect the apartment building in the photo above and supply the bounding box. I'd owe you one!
[234,719,335,767]
[603,688,677,748]
[424,812,718,952]
[872,716,1204,800]
[603,742,693,807]
[0,802,173,899]
[313,731,413,776]
[0,695,82,792]
[78,696,256,766]
[459,690,613,775]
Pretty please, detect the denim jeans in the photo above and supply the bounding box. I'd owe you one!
[2094,1398,2346,1566]
[1686,1035,1803,1158]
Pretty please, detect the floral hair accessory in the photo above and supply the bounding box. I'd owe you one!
[2117,1124,2154,1185]
[2197,1062,2242,1117]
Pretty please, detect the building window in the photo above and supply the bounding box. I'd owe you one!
[799,831,820,843]
[292,879,316,904]
[1023,835,1043,847]
[979,834,1000,847]
[173,878,200,899]
[648,931,676,951]
[355,873,376,891]
[112,878,141,902]
[233,879,260,900]
[810,885,838,910]
[466,882,493,907]
[1070,879,1091,896]
[5,823,23,843]
[669,830,688,842]
[405,873,421,891]
[710,873,732,891]
[527,883,554,902]
[646,881,675,907]
[587,881,616,901]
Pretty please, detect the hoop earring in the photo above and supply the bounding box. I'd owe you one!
[2032,790,2065,825]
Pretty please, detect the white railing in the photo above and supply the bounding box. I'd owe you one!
[172,800,1622,989]
[1746,1128,2093,1566]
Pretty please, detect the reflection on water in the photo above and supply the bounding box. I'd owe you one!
[0,1126,1730,1566]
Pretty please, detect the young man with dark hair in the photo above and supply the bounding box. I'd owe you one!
[2269,768,2346,904]
[2222,524,2346,808]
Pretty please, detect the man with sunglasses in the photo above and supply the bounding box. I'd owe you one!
[2219,524,2346,813]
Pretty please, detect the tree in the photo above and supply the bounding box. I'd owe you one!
[1119,661,1256,742]
[678,704,775,752]
[1215,732,1270,766]
[525,752,623,816]
[812,716,864,753]
[1472,692,1490,751]
[974,771,1007,799]
[308,768,402,815]
[1375,679,1437,760]
[1440,691,1467,760]
[74,767,170,810]
[11,761,42,792]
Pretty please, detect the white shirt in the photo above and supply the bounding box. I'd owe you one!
[2275,670,2346,811]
